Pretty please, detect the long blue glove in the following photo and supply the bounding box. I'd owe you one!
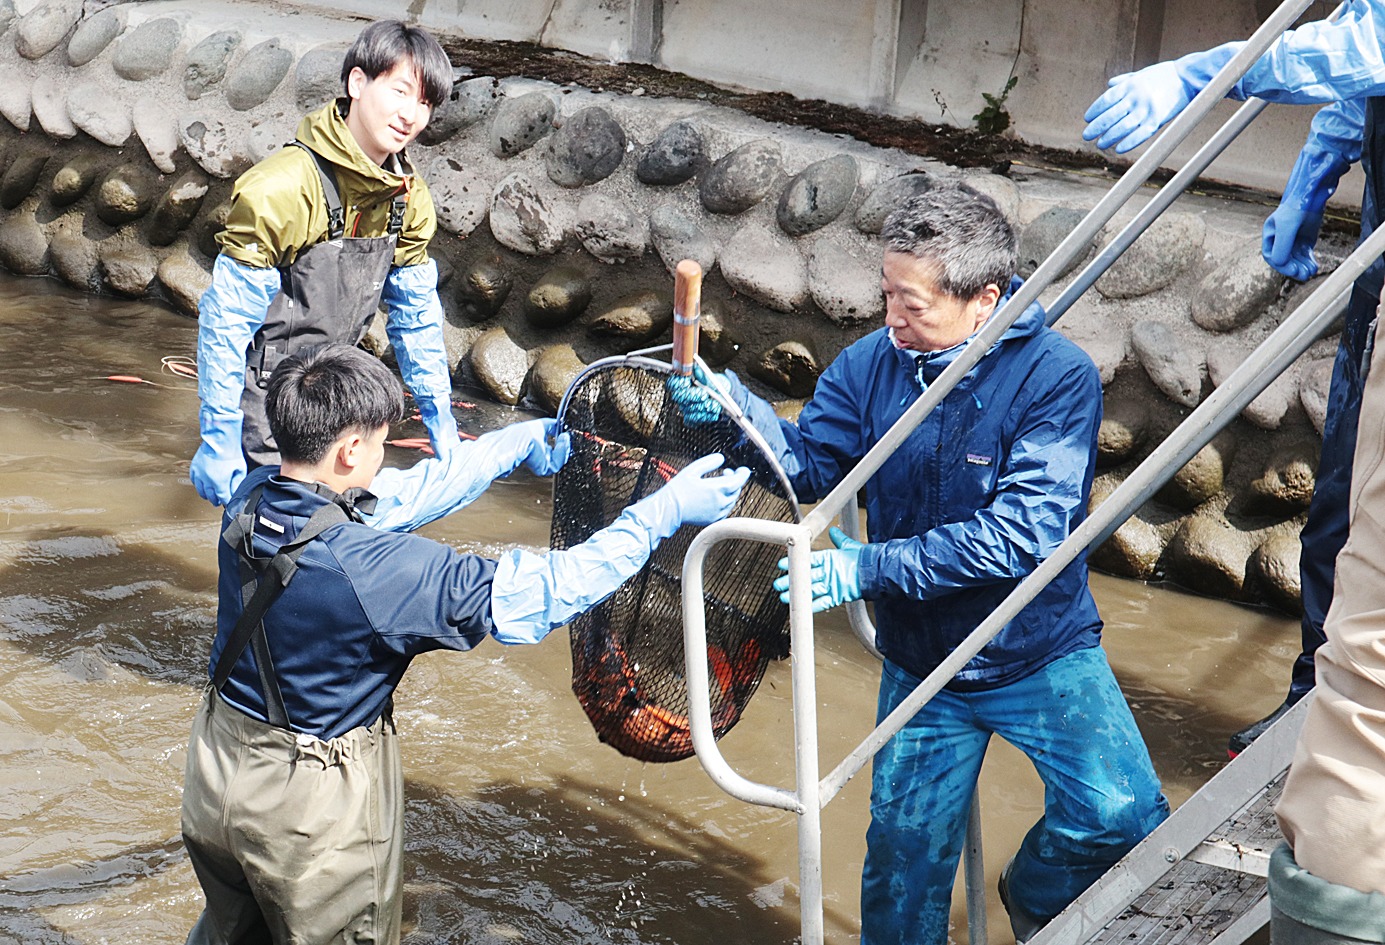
[1083,43,1241,153]
[773,526,864,613]
[366,419,570,534]
[666,362,737,425]
[192,254,281,505]
[483,417,572,477]
[383,261,459,458]
[1263,143,1353,281]
[488,452,751,642]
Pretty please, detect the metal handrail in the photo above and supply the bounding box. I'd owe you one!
[679,2,1324,941]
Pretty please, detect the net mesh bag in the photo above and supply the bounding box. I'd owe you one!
[551,357,799,763]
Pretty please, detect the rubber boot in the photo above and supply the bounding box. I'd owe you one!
[1228,699,1294,758]
[1269,845,1385,945]
[1273,906,1382,944]
[998,857,1045,944]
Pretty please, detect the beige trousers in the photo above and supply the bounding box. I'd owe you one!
[181,690,403,945]
[1278,305,1385,894]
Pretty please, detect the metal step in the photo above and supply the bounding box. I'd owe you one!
[1027,695,1311,945]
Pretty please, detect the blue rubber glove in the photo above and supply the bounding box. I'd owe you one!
[193,254,281,505]
[1262,143,1351,281]
[1083,43,1240,153]
[638,452,753,541]
[773,526,864,614]
[488,452,750,642]
[190,426,247,507]
[383,261,459,458]
[483,418,572,477]
[667,362,735,426]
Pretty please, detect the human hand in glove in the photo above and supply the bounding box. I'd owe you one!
[190,429,246,506]
[666,363,734,426]
[1083,45,1236,154]
[774,526,864,613]
[636,452,751,540]
[485,418,572,477]
[1261,144,1350,282]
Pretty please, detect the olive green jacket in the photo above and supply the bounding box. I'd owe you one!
[216,100,436,270]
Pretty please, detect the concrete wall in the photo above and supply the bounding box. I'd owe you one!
[273,0,1365,210]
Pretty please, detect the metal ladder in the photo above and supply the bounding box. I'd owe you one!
[677,1,1371,942]
[1031,696,1310,945]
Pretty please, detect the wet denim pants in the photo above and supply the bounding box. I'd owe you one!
[859,646,1170,945]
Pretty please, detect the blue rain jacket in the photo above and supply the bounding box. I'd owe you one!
[739,280,1104,689]
[213,443,682,739]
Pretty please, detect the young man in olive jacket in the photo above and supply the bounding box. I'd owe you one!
[191,19,462,507]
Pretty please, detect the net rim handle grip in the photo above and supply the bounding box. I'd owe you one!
[672,259,702,377]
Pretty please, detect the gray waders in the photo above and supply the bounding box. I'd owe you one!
[240,143,406,467]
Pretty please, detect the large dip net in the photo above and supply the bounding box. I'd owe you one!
[551,269,799,763]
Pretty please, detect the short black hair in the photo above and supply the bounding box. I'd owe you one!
[880,182,1018,300]
[266,344,406,465]
[341,19,452,110]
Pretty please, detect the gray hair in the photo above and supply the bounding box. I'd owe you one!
[880,182,1018,300]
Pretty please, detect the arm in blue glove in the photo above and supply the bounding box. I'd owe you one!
[365,418,572,533]
[665,360,798,472]
[488,452,751,643]
[772,526,864,614]
[191,254,281,506]
[382,260,459,458]
[1262,100,1361,281]
[1083,42,1243,153]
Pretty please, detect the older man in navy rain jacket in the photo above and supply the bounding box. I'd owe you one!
[671,183,1169,944]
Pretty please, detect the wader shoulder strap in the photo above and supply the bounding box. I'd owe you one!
[290,141,345,240]
[213,488,350,728]
[291,141,408,240]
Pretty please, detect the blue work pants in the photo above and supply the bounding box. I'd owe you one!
[1292,94,1385,703]
[859,646,1169,945]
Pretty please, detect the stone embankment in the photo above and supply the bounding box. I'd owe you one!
[0,0,1352,614]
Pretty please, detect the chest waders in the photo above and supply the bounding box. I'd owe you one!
[240,143,408,467]
[212,485,358,730]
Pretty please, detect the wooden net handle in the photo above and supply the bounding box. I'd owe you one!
[672,259,702,376]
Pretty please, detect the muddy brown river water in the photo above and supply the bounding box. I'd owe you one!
[0,275,1294,943]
